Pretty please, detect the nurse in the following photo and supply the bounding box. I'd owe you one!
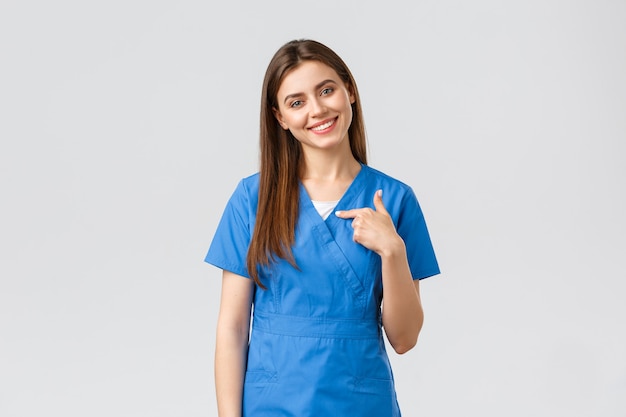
[206,39,440,416]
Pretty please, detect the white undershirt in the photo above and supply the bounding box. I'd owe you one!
[311,200,340,220]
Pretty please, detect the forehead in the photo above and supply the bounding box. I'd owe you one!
[277,61,343,95]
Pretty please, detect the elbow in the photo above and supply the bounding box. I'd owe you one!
[391,334,418,355]
[384,312,424,354]
[394,342,416,355]
[389,322,423,354]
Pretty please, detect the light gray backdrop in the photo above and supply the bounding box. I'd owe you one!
[1,1,624,416]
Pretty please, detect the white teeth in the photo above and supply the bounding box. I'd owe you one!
[311,119,334,131]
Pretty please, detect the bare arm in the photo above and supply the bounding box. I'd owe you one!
[335,190,423,354]
[215,270,255,416]
[378,241,423,354]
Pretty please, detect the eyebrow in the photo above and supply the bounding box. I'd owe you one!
[282,79,337,105]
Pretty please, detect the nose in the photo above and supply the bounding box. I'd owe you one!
[309,97,326,117]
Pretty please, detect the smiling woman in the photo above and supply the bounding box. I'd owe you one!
[273,62,356,156]
[206,39,440,417]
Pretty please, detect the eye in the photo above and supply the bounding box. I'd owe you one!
[321,87,334,96]
[290,100,303,108]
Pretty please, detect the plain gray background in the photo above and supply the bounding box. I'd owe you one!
[1,1,625,416]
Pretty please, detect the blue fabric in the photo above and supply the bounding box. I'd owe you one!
[206,164,440,416]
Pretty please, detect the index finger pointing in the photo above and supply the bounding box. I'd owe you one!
[335,209,359,219]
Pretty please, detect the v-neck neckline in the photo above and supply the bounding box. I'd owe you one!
[299,163,368,225]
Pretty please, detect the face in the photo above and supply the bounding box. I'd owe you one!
[274,61,356,154]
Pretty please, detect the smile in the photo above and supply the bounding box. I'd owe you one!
[309,118,337,132]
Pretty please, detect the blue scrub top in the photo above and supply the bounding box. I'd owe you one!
[206,164,440,416]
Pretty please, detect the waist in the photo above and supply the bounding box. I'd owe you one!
[251,311,381,339]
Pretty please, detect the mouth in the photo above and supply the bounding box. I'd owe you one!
[309,117,337,132]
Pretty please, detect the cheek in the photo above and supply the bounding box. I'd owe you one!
[343,101,354,122]
[337,95,354,115]
[285,113,307,129]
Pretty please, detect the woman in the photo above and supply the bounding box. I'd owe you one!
[206,39,440,416]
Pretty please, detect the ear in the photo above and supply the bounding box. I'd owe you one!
[272,107,289,130]
[348,85,356,104]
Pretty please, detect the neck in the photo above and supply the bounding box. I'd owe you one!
[298,143,362,202]
[300,143,361,181]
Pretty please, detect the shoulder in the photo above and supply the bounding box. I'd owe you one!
[221,172,260,216]
[232,172,260,197]
[240,171,260,188]
[362,165,414,195]
[361,165,423,220]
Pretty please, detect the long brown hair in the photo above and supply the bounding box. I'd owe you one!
[246,39,368,288]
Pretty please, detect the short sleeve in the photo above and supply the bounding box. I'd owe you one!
[396,188,440,280]
[204,180,253,278]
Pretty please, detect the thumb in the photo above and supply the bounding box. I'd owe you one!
[373,189,388,214]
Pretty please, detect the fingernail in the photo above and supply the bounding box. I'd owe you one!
[335,211,342,216]
[377,189,383,197]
